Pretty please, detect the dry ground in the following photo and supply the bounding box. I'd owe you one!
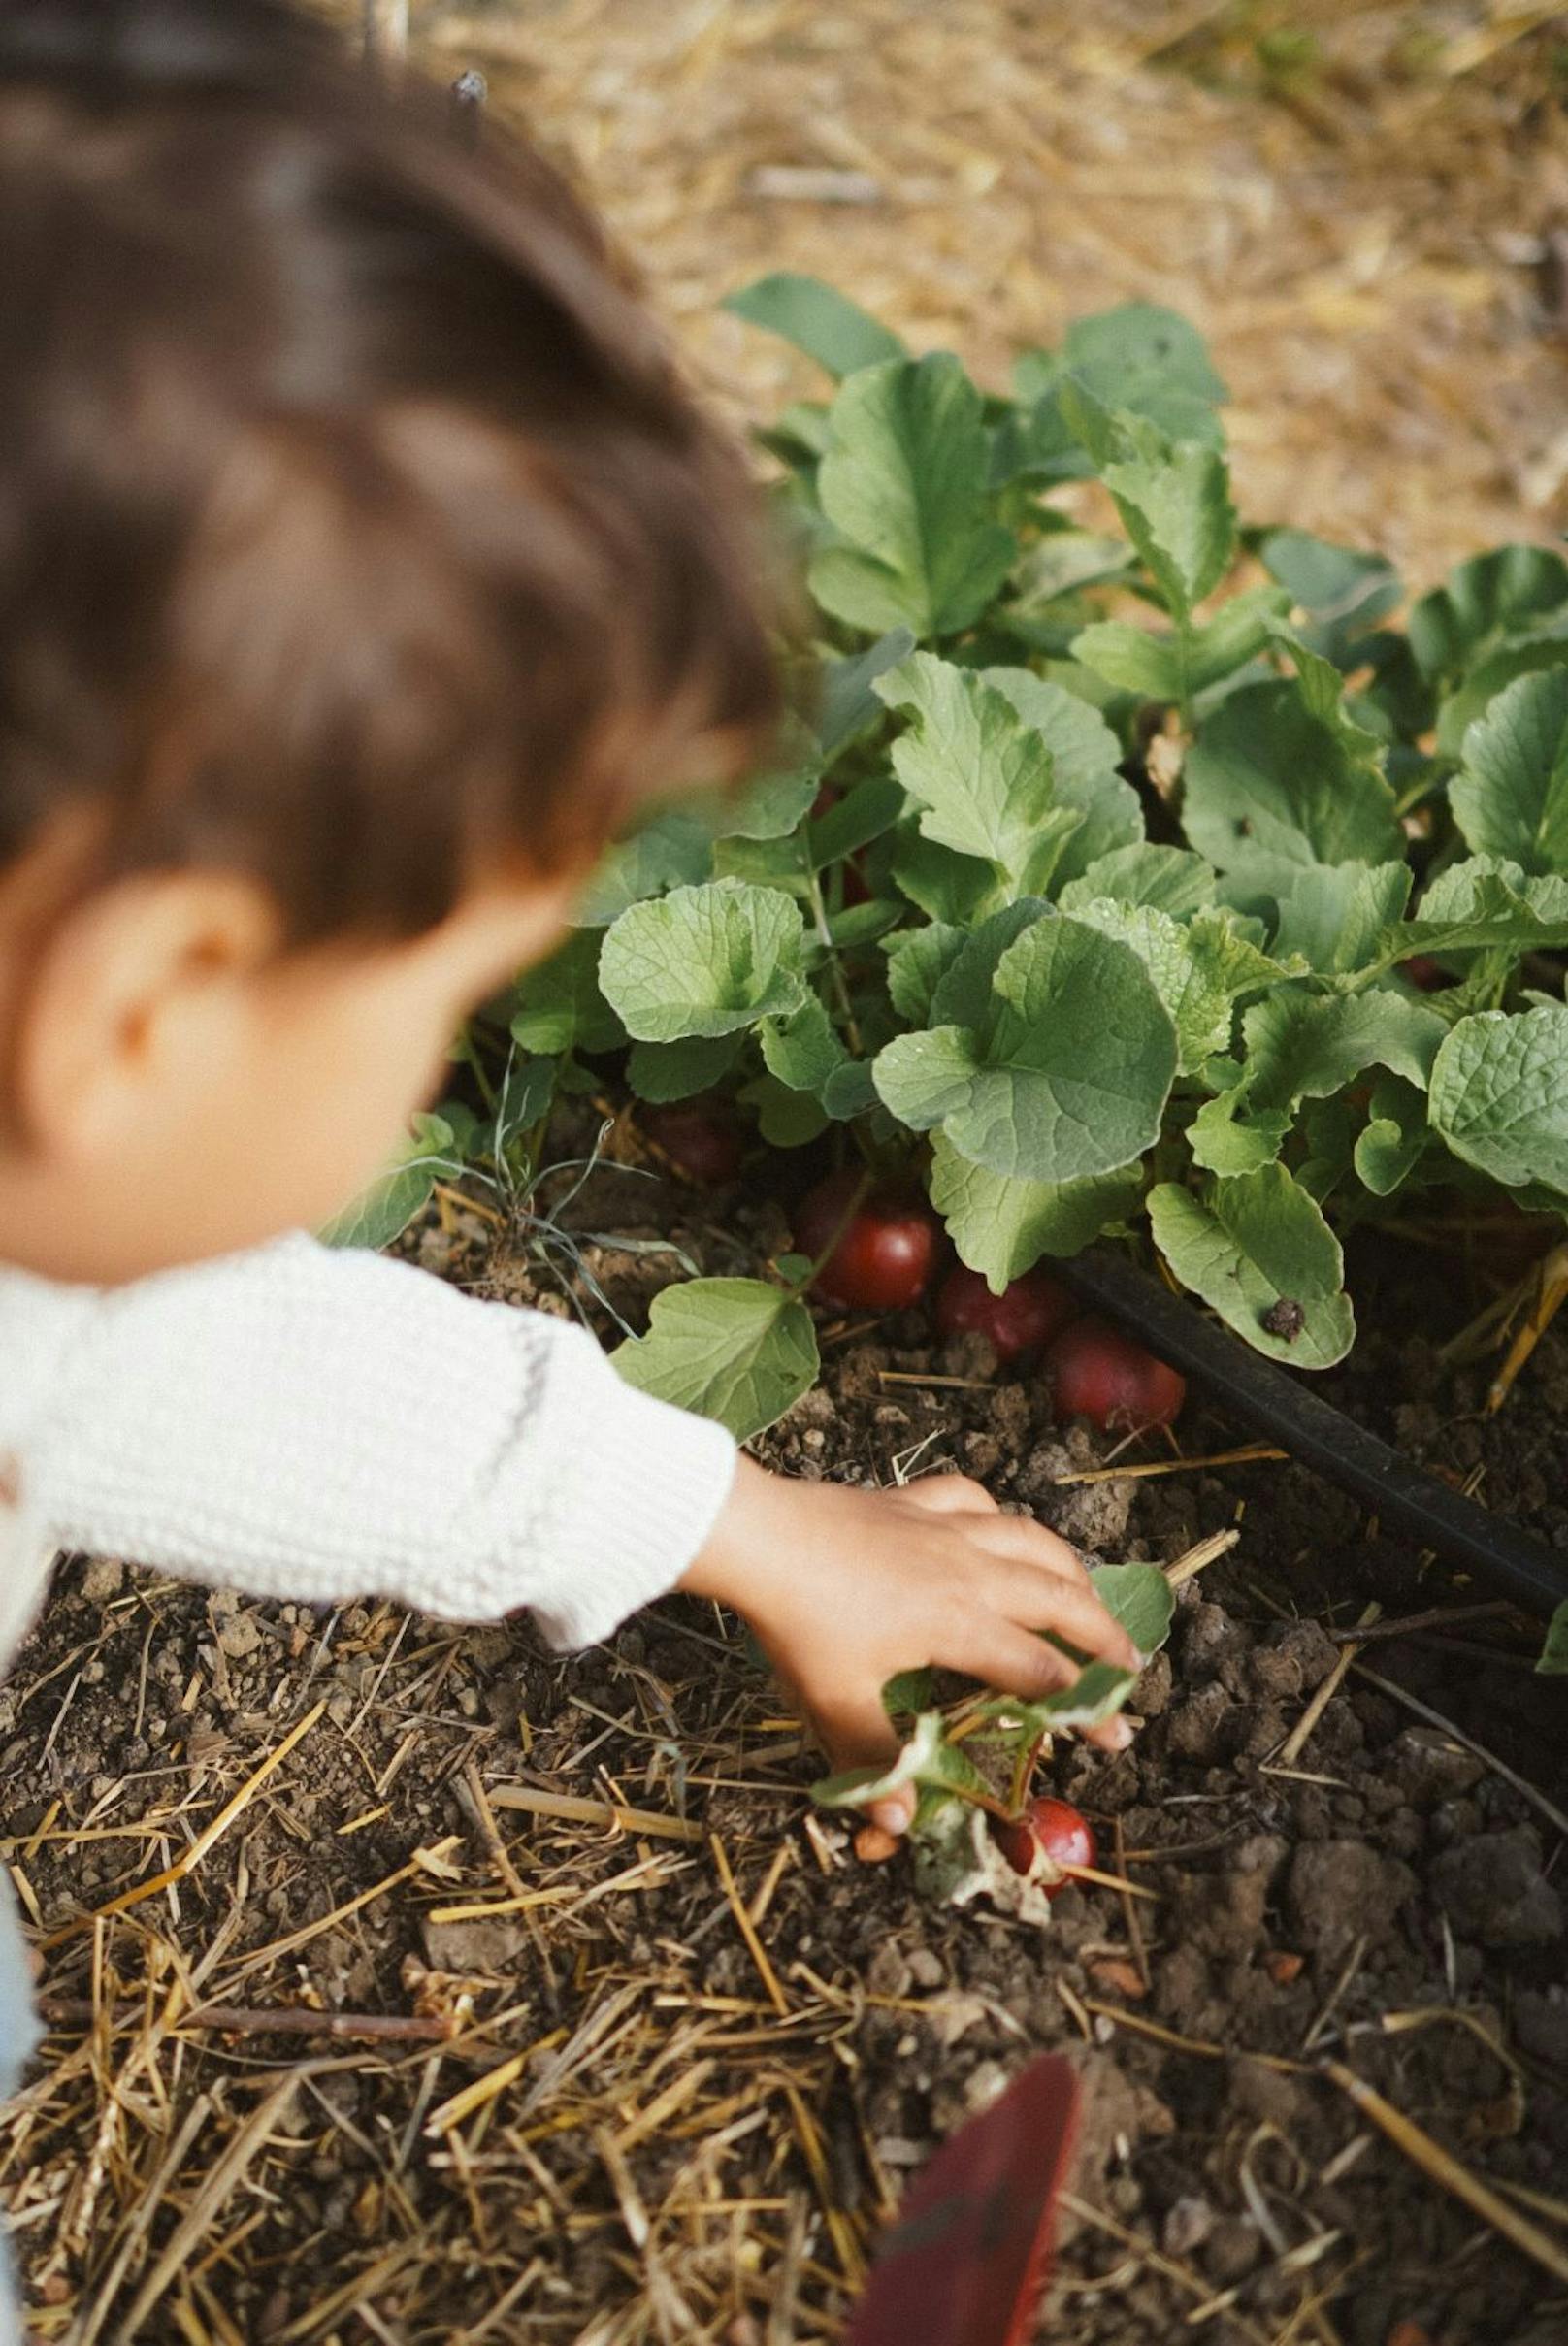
[415,0,1568,584]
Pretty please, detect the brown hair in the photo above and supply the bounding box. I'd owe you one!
[0,0,781,941]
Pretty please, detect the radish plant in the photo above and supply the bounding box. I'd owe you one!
[585,280,1568,1445]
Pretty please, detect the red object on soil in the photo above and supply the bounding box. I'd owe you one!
[640,1097,743,1184]
[935,1264,1080,1362]
[994,1795,1096,1888]
[1400,956,1450,992]
[844,2052,1083,2346]
[793,1170,939,1311]
[840,856,872,907]
[1042,1314,1186,1430]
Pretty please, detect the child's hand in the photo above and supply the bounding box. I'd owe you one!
[679,1459,1142,1836]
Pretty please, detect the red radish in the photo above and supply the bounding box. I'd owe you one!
[1042,1315,1186,1430]
[936,1265,1080,1362]
[794,1169,939,1311]
[640,1096,743,1184]
[1400,957,1450,992]
[995,1795,1096,1888]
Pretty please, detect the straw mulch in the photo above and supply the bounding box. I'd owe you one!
[415,0,1568,590]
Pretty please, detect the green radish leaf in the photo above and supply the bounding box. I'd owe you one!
[1269,861,1413,973]
[1002,304,1226,484]
[1184,584,1295,692]
[817,628,917,759]
[1059,844,1218,920]
[572,810,715,929]
[1428,1005,1568,1196]
[1008,530,1133,604]
[1150,1164,1355,1367]
[599,880,807,1042]
[612,1277,819,1442]
[1536,1600,1568,1677]
[1450,668,1568,876]
[876,652,1083,899]
[762,400,833,463]
[1260,529,1402,668]
[873,914,1177,1185]
[820,1059,880,1120]
[805,776,905,870]
[1073,585,1290,702]
[1188,1092,1292,1175]
[723,272,907,378]
[1354,1074,1428,1197]
[718,755,824,842]
[929,1134,1141,1289]
[826,896,904,950]
[1390,857,1568,961]
[881,1668,936,1716]
[1068,900,1290,1074]
[923,897,1063,1030]
[892,829,1009,925]
[1296,1095,1358,1202]
[810,355,1017,638]
[1270,625,1389,767]
[1242,990,1447,1114]
[980,667,1144,881]
[811,1710,992,1809]
[1089,1563,1176,1659]
[1070,621,1185,701]
[1058,386,1236,621]
[1183,678,1401,883]
[885,921,967,1024]
[627,1035,739,1103]
[1434,628,1568,757]
[739,1072,832,1147]
[965,1660,1140,1739]
[319,1113,457,1252]
[1407,543,1568,689]
[710,831,808,891]
[759,995,850,1093]
[1057,303,1226,407]
[508,930,626,1056]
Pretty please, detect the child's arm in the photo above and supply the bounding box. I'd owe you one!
[7,1235,1137,1823]
[9,1232,735,1651]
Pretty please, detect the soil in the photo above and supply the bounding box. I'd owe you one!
[4,1126,1566,2346]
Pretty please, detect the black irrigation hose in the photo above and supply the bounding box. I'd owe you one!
[1052,1247,1568,1621]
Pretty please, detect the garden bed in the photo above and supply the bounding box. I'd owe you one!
[2,1143,1565,2346]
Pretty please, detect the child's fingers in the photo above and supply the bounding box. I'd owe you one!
[968,1508,1094,1588]
[897,1471,1000,1516]
[866,1785,916,1836]
[971,1546,1141,1670]
[947,1616,1089,1706]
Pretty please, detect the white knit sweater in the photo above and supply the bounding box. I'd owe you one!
[0,1232,738,1674]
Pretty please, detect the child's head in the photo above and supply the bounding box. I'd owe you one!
[0,0,778,1282]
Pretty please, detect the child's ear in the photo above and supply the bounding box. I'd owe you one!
[13,870,283,1159]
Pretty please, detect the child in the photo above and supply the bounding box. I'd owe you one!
[0,0,1139,2325]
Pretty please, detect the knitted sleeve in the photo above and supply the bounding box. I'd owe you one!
[13,1233,736,1649]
